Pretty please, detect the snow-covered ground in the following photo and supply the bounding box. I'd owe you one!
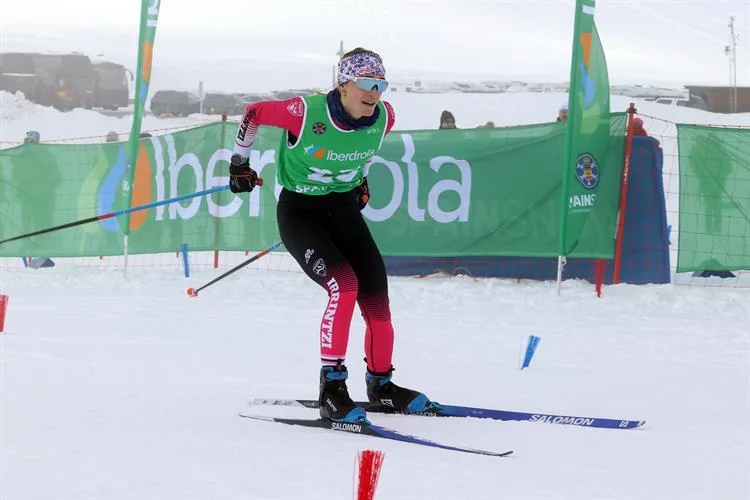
[0,265,748,500]
[1,90,749,500]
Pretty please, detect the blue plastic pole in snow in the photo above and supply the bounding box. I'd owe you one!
[521,335,541,369]
[179,243,190,278]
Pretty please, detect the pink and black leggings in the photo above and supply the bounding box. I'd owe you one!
[276,187,394,374]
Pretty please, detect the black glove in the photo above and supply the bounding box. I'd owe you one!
[229,154,259,193]
[356,176,370,210]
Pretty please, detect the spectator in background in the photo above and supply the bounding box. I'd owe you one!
[557,104,568,122]
[631,117,648,137]
[106,131,119,143]
[24,130,40,144]
[477,121,495,129]
[12,130,61,261]
[631,117,659,145]
[439,110,457,129]
[139,132,152,139]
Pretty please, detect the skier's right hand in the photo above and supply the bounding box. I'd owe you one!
[229,154,261,193]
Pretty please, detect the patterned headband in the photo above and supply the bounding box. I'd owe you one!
[337,52,386,85]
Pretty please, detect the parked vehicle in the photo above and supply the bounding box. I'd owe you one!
[0,52,38,98]
[0,52,68,109]
[59,53,97,109]
[234,92,273,102]
[645,93,708,110]
[93,61,131,110]
[30,53,69,109]
[201,92,245,115]
[272,89,313,100]
[150,90,200,116]
[27,52,97,110]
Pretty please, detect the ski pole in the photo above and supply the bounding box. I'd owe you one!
[0,183,254,246]
[187,240,283,297]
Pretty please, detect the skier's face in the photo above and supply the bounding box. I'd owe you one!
[341,73,385,119]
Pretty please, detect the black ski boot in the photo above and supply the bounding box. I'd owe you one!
[319,365,368,423]
[366,368,432,413]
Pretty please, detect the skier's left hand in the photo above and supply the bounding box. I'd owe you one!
[356,176,370,210]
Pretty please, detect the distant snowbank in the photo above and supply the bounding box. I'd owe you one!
[4,89,750,148]
[0,91,217,146]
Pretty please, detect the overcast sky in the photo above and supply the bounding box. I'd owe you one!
[1,0,749,92]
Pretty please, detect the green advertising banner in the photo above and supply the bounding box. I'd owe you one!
[0,117,625,259]
[677,124,750,272]
[559,0,615,258]
[362,118,625,257]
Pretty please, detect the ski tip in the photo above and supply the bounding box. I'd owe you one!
[250,398,316,409]
[616,419,646,430]
[476,449,514,458]
[250,398,298,408]
[469,448,514,458]
[239,413,273,422]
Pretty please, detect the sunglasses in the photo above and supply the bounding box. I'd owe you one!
[351,77,389,93]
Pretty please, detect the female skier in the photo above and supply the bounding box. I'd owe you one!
[229,48,433,423]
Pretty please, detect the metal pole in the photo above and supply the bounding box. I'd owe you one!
[333,40,345,87]
[199,80,204,114]
[123,235,129,278]
[727,17,738,113]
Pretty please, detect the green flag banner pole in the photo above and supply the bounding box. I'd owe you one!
[557,0,611,294]
[122,0,161,275]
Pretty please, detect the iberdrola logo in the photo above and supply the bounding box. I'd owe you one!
[77,140,154,235]
[575,1,607,135]
[304,145,326,159]
[578,32,596,108]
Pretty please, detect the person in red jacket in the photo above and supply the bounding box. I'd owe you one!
[632,117,648,136]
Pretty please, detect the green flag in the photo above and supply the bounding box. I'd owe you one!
[121,0,161,235]
[558,0,616,258]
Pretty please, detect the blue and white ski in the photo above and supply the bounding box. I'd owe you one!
[250,398,645,430]
[239,413,513,458]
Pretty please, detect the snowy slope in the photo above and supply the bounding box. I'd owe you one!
[0,267,748,499]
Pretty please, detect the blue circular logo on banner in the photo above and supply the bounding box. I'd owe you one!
[575,153,600,189]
